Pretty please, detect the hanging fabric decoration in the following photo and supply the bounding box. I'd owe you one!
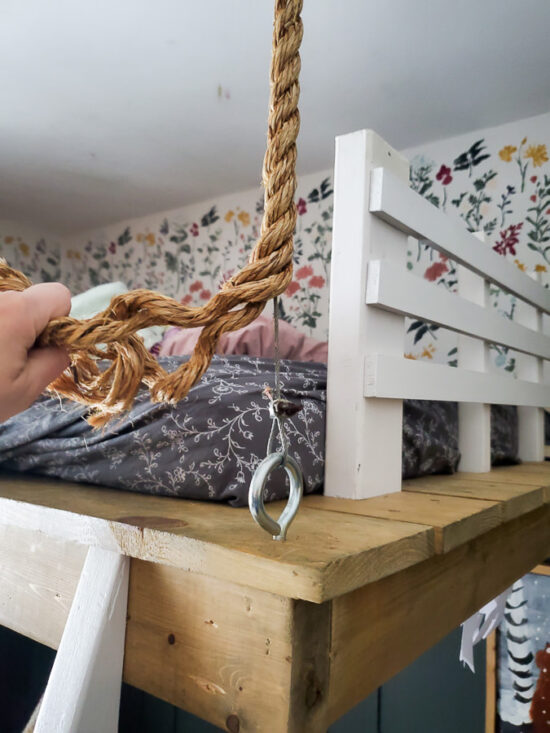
[0,0,303,426]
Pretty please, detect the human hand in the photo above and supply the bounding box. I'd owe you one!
[0,283,71,421]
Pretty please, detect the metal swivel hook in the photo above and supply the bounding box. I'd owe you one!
[248,387,304,541]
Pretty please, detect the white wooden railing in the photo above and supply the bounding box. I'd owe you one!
[325,130,550,499]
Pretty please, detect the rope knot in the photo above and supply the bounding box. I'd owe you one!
[0,0,302,426]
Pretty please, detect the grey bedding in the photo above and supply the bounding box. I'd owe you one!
[0,356,518,507]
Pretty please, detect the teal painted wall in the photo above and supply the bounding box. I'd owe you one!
[0,625,485,732]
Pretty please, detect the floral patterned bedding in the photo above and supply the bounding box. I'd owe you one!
[0,356,518,507]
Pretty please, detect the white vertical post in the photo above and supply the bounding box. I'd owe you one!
[457,233,491,472]
[325,130,410,499]
[35,547,130,733]
[515,274,545,462]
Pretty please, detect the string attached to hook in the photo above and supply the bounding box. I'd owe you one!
[248,296,304,541]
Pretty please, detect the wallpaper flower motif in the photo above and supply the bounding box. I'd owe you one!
[0,232,61,283]
[7,117,549,364]
[408,132,549,370]
[57,176,334,339]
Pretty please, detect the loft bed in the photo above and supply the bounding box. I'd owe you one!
[1,130,549,732]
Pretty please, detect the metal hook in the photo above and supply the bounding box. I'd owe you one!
[248,451,303,541]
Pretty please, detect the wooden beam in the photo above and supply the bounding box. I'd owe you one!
[1,495,548,731]
[0,523,85,648]
[303,492,501,553]
[126,562,332,732]
[403,475,546,520]
[36,547,129,733]
[327,505,550,724]
[286,600,331,732]
[0,474,433,603]
[0,534,330,733]
[125,560,298,731]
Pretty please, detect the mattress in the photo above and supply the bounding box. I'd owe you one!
[0,356,518,507]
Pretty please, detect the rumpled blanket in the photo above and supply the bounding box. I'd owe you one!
[0,356,518,506]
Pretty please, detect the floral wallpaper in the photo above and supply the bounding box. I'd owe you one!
[4,113,550,368]
[60,172,334,339]
[0,224,62,283]
[406,115,549,370]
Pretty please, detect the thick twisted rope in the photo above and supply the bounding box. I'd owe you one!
[0,0,303,426]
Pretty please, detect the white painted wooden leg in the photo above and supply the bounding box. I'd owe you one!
[35,547,130,733]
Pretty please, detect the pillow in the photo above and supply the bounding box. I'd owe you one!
[158,314,328,363]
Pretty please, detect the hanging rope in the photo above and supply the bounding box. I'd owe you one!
[0,0,303,426]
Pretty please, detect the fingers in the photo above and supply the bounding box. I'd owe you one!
[0,281,72,421]
[15,345,70,411]
[21,283,72,342]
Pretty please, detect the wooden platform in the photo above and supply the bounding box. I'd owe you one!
[0,465,549,731]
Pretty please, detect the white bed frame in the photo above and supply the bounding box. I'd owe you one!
[325,129,550,500]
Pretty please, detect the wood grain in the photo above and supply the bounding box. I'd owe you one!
[0,535,328,733]
[403,475,545,520]
[0,472,433,602]
[1,480,548,731]
[125,560,327,732]
[304,492,501,553]
[0,523,85,648]
[453,463,550,487]
[286,600,331,732]
[327,505,550,724]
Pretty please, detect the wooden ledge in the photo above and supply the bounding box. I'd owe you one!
[0,462,548,604]
[0,472,432,604]
[0,464,549,731]
[307,463,549,554]
[304,492,501,553]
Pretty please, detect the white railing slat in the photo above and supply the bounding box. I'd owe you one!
[369,167,550,313]
[365,354,550,407]
[457,234,491,472]
[366,260,550,359]
[515,279,545,461]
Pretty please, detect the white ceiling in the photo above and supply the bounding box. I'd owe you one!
[1,0,549,234]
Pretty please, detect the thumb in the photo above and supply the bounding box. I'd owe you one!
[18,346,70,404]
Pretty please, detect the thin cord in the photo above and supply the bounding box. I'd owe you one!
[273,295,281,401]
